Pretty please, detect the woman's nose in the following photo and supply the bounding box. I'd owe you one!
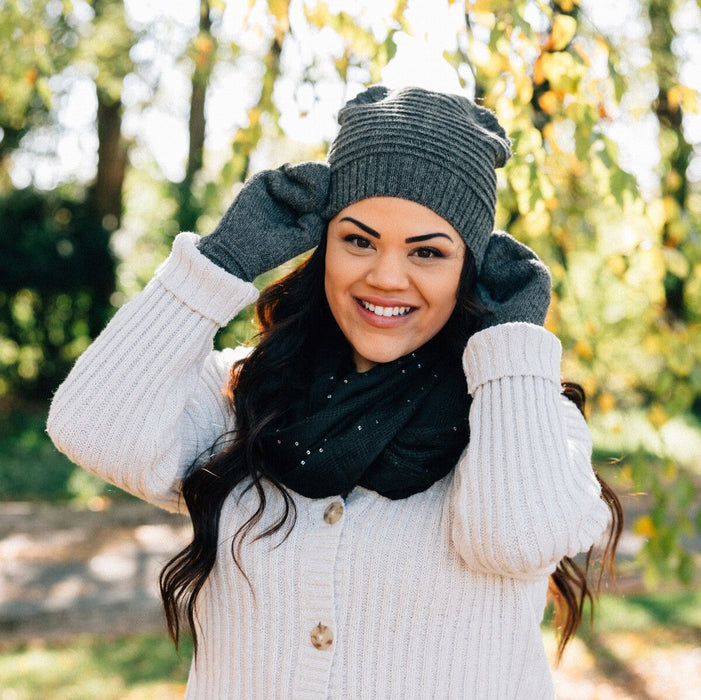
[365,253,410,290]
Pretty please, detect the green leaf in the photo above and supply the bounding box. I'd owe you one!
[677,552,696,585]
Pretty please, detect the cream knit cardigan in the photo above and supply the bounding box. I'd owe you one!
[48,232,610,699]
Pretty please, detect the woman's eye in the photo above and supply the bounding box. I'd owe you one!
[412,247,444,259]
[344,234,373,249]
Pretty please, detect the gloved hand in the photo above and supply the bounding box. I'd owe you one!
[197,161,331,282]
[476,231,551,329]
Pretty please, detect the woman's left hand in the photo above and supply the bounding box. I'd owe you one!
[476,231,551,328]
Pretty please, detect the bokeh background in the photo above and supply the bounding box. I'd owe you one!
[1,0,700,698]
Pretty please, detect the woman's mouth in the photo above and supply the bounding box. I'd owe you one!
[357,299,415,317]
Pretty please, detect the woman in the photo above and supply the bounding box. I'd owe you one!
[48,86,621,698]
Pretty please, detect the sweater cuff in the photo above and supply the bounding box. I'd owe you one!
[153,232,259,326]
[463,322,561,394]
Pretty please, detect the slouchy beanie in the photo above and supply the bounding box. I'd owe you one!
[325,85,512,269]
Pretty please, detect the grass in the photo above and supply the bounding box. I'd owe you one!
[540,588,701,654]
[590,589,701,633]
[0,634,193,700]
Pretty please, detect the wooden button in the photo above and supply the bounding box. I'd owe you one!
[323,501,344,525]
[310,622,333,650]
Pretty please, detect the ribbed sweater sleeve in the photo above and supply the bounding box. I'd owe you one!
[46,232,259,512]
[451,322,610,579]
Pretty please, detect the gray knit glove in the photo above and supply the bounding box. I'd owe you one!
[198,162,331,282]
[476,231,551,328]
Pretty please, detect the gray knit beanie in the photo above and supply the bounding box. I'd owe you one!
[324,85,512,270]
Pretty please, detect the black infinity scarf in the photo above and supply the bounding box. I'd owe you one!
[259,329,471,500]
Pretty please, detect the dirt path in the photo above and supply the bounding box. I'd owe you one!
[0,499,189,641]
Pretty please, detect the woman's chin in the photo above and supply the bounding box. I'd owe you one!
[351,344,417,372]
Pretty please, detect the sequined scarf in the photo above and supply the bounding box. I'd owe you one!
[259,330,471,500]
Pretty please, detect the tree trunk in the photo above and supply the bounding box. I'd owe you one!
[186,0,214,183]
[176,0,216,232]
[647,0,692,321]
[91,94,128,229]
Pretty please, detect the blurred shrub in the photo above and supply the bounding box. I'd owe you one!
[0,188,115,399]
[0,399,119,502]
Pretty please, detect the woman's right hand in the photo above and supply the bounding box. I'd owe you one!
[198,161,331,281]
[476,231,551,329]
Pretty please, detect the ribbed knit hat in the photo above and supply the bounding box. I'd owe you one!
[325,85,512,269]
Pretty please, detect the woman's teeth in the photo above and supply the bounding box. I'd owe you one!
[360,300,412,317]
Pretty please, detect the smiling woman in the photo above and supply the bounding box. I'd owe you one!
[47,85,621,699]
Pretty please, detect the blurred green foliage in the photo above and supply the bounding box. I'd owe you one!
[0,399,115,502]
[0,0,75,160]
[0,189,114,398]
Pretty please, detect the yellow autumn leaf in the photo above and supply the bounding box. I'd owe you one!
[581,375,598,397]
[268,0,289,40]
[597,392,616,414]
[538,90,559,115]
[470,11,496,29]
[544,306,559,335]
[664,459,678,480]
[662,195,680,220]
[538,51,581,91]
[305,1,332,27]
[634,515,656,538]
[549,14,577,51]
[474,51,506,78]
[667,84,699,113]
[513,69,533,103]
[542,121,557,145]
[334,54,349,79]
[574,339,593,360]
[521,207,550,237]
[665,169,683,191]
[606,254,626,277]
[663,247,690,279]
[465,0,494,12]
[247,106,263,128]
[647,403,669,429]
[195,35,214,53]
[533,55,547,85]
[594,35,610,58]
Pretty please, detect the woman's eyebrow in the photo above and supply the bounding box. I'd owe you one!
[405,233,454,243]
[340,217,380,238]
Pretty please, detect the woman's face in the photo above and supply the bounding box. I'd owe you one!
[325,197,465,372]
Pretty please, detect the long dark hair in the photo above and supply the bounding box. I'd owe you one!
[159,234,622,660]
